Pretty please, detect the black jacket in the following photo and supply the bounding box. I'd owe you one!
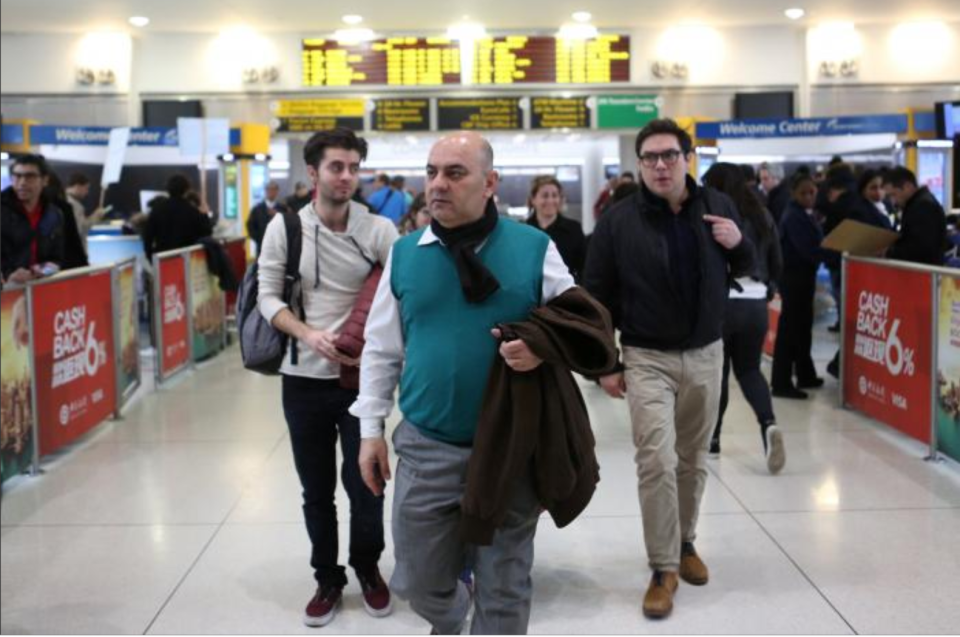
[461,287,618,545]
[888,187,947,266]
[583,176,755,351]
[1,186,66,278]
[247,201,290,254]
[142,196,213,260]
[822,191,891,269]
[526,214,587,282]
[779,201,826,272]
[740,208,782,293]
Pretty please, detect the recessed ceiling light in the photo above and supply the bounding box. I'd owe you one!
[572,11,592,23]
[447,21,487,41]
[128,16,150,27]
[558,23,598,40]
[333,28,375,44]
[784,7,805,20]
[342,14,363,25]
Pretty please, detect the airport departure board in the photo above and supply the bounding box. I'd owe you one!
[472,35,630,85]
[271,99,365,132]
[372,99,430,131]
[302,38,461,87]
[437,98,522,130]
[530,97,591,129]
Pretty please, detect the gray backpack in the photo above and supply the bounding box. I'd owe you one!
[237,211,303,375]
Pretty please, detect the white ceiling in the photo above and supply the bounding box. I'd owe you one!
[1,0,959,33]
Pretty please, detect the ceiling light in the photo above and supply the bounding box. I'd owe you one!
[558,23,599,40]
[333,28,375,44]
[572,11,592,23]
[341,14,363,25]
[447,21,487,41]
[128,16,150,27]
[784,8,805,20]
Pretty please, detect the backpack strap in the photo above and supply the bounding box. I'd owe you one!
[345,235,376,270]
[282,211,304,365]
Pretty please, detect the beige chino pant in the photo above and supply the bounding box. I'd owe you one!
[623,340,723,571]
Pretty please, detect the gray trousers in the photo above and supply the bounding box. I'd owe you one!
[390,421,540,635]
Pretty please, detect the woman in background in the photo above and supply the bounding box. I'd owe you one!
[703,163,785,474]
[526,175,586,282]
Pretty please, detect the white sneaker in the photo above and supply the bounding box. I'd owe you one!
[765,425,786,474]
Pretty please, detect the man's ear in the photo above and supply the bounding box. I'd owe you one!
[484,169,500,199]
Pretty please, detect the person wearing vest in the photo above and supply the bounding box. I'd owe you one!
[351,132,575,634]
[257,128,399,628]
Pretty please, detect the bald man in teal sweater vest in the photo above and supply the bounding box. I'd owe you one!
[350,132,575,634]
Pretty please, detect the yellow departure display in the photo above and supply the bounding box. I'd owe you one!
[472,35,630,85]
[302,38,460,87]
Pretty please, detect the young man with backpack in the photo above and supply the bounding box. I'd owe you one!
[256,128,399,627]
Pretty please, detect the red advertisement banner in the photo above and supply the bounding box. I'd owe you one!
[1,289,34,482]
[843,261,933,443]
[158,256,189,376]
[31,272,117,456]
[764,296,781,357]
[223,239,247,316]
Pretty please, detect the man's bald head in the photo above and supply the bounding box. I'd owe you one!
[425,132,499,228]
[432,132,494,173]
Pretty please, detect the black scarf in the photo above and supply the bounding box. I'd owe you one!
[430,199,501,304]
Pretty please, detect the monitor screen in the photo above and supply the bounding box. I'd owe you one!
[142,100,204,128]
[935,101,960,139]
[734,92,795,119]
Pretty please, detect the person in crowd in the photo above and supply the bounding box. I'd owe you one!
[526,175,587,281]
[882,166,948,266]
[367,172,407,224]
[1,154,68,284]
[391,175,414,208]
[258,128,399,628]
[43,171,89,270]
[740,164,760,197]
[141,174,212,260]
[771,173,826,398]
[584,119,754,619]
[397,192,430,235]
[593,172,634,220]
[702,163,785,473]
[821,164,892,333]
[353,131,576,634]
[858,169,894,224]
[247,180,290,255]
[285,180,313,212]
[759,163,790,223]
[65,172,107,253]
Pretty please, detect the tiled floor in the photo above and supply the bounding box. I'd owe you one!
[2,323,959,635]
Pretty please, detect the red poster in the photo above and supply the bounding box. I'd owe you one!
[223,239,247,316]
[843,261,933,443]
[158,256,189,376]
[764,295,781,357]
[31,272,117,456]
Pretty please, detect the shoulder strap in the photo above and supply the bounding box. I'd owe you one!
[374,188,394,214]
[345,235,376,269]
[281,211,304,364]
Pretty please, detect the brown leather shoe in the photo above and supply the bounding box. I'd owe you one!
[679,542,709,585]
[642,570,679,619]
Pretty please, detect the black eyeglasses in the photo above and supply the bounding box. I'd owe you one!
[639,149,683,168]
[11,171,42,182]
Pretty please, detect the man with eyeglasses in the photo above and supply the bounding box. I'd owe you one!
[1,154,66,286]
[584,118,754,620]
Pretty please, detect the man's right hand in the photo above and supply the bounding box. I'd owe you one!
[359,438,392,496]
[600,372,626,399]
[7,268,35,284]
[301,328,360,366]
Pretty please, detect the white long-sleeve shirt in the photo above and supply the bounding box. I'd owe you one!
[349,224,576,438]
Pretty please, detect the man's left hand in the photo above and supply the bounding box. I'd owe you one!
[491,328,542,372]
[703,214,742,249]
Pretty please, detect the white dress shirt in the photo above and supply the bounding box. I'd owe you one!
[349,224,576,438]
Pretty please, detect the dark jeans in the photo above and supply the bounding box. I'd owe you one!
[771,267,819,390]
[281,375,385,589]
[715,298,776,439]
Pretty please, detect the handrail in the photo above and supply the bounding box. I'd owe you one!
[845,254,959,277]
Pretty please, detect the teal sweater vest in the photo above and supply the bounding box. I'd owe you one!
[391,221,549,444]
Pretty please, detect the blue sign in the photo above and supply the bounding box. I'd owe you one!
[1,123,25,145]
[27,125,242,148]
[696,114,908,139]
[914,111,937,134]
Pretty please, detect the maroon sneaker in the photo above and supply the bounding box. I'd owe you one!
[357,567,393,618]
[304,585,342,627]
